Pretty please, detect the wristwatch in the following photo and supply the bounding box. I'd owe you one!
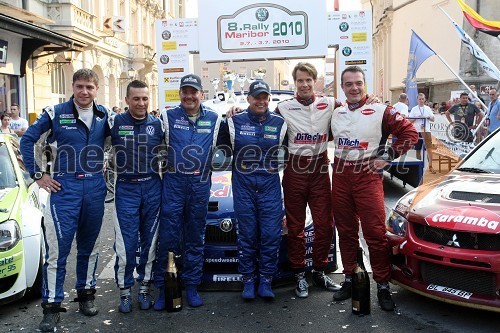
[32,172,44,180]
[380,151,393,163]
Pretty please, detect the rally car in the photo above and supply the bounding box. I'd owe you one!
[386,127,500,312]
[0,134,46,304]
[200,90,337,289]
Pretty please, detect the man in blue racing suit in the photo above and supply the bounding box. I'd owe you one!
[217,80,287,300]
[109,80,164,313]
[20,69,109,332]
[153,74,222,309]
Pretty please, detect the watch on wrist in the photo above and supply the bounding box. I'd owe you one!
[380,151,392,162]
[33,172,44,180]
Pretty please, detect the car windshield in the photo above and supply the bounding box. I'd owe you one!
[0,143,17,188]
[212,147,232,171]
[457,131,500,174]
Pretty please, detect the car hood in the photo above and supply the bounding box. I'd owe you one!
[207,171,234,220]
[0,187,19,221]
[408,173,500,234]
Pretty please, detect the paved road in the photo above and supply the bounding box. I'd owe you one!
[1,176,498,332]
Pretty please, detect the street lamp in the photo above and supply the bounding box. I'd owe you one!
[117,68,136,83]
[128,68,136,79]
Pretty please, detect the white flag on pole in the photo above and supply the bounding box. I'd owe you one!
[440,6,500,81]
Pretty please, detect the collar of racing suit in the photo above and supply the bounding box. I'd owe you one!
[69,96,106,120]
[124,110,148,124]
[346,95,368,111]
[247,109,271,123]
[295,94,315,106]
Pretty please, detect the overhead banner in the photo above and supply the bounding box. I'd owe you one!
[198,0,327,61]
[155,18,198,110]
[328,11,373,101]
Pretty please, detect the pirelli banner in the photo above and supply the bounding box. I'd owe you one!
[198,0,328,61]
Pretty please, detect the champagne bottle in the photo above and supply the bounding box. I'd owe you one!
[352,247,370,315]
[165,251,182,312]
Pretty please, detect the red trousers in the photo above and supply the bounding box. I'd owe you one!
[283,153,334,271]
[331,163,391,282]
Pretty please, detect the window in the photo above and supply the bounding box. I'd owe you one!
[51,65,66,105]
[0,144,17,188]
[0,74,19,115]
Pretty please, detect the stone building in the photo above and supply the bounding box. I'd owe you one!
[366,0,499,105]
[0,0,182,120]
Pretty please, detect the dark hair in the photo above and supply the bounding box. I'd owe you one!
[1,112,11,120]
[126,80,148,97]
[10,103,19,107]
[340,66,365,85]
[292,62,318,81]
[73,68,99,86]
[460,92,469,98]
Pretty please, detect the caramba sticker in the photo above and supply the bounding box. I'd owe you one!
[425,206,500,233]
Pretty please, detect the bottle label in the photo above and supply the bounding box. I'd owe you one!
[352,300,360,311]
[173,298,182,308]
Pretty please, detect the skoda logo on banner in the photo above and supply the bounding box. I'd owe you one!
[342,46,352,57]
[339,22,349,32]
[255,8,269,21]
[0,40,8,66]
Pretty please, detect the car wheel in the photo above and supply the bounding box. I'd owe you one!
[26,227,44,299]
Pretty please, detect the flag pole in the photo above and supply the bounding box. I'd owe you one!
[437,5,490,135]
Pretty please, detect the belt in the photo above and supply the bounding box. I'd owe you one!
[118,175,154,182]
[53,172,102,179]
[289,151,327,162]
[333,157,363,167]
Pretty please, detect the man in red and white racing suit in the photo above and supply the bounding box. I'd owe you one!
[277,62,343,298]
[330,66,418,311]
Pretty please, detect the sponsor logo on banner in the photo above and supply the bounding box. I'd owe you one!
[425,206,500,233]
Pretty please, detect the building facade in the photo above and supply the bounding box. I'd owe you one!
[0,0,180,121]
[367,0,500,105]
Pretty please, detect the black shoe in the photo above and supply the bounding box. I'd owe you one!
[75,289,99,316]
[39,303,66,332]
[377,288,395,311]
[312,270,341,291]
[294,272,309,298]
[332,281,352,301]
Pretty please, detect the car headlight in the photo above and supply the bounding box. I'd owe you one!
[0,220,21,251]
[386,211,408,237]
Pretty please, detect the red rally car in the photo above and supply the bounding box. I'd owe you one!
[386,128,500,312]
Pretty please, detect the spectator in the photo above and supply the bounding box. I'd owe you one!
[112,106,122,114]
[392,93,409,118]
[109,80,164,313]
[432,102,439,114]
[446,92,484,143]
[330,65,418,311]
[1,112,15,134]
[153,74,222,309]
[20,69,109,332]
[9,103,29,137]
[409,93,436,173]
[438,102,448,114]
[468,84,479,103]
[486,88,500,134]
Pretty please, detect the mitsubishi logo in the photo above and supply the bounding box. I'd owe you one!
[447,234,460,248]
